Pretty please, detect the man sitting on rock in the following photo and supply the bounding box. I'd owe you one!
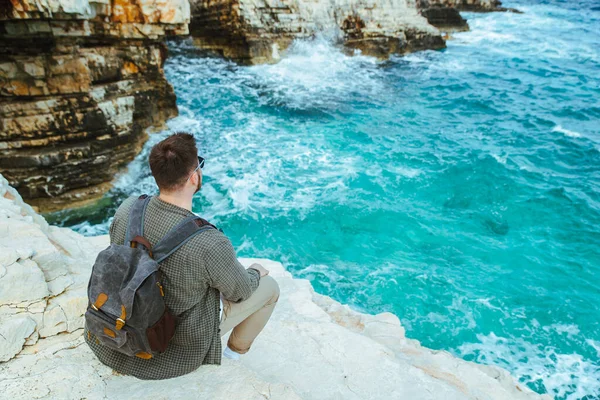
[85,132,280,380]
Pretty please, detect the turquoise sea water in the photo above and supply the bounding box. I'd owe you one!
[51,1,600,398]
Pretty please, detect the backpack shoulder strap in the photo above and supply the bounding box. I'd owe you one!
[152,215,217,263]
[124,194,152,246]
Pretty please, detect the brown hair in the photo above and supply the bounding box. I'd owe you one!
[149,132,198,192]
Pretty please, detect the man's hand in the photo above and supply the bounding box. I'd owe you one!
[249,263,269,277]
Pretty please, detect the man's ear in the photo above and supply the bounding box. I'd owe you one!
[190,170,199,187]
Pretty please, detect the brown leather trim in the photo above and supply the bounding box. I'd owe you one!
[130,235,153,258]
[94,293,108,309]
[136,352,153,359]
[103,327,116,338]
[194,217,209,227]
[194,218,217,230]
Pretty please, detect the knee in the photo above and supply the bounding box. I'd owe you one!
[261,275,280,304]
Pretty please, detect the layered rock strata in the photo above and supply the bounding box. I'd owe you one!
[187,0,524,64]
[0,174,551,400]
[188,0,445,64]
[0,0,190,212]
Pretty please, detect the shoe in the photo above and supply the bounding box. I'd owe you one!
[223,346,241,360]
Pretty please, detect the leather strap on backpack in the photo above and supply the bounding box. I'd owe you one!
[124,194,152,252]
[124,195,218,263]
[130,236,154,259]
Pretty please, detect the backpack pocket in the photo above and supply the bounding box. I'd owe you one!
[146,309,176,353]
[85,308,135,356]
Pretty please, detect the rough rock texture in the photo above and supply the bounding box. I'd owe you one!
[0,174,551,400]
[188,0,445,64]
[417,0,511,12]
[419,6,469,32]
[416,0,521,31]
[187,0,522,64]
[0,173,106,361]
[0,0,190,212]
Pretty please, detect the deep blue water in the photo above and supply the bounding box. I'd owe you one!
[52,1,600,398]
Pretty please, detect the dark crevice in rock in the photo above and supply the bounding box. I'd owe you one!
[416,0,522,31]
[421,7,469,32]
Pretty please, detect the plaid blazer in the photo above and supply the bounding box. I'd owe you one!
[85,195,260,380]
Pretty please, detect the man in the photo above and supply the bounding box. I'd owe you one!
[85,132,280,380]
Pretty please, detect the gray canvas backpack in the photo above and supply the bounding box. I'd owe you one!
[85,194,216,360]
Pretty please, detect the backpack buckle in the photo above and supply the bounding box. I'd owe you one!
[115,305,127,330]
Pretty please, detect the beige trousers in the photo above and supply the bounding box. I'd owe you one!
[219,273,280,354]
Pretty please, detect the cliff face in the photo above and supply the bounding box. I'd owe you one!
[0,174,550,400]
[188,0,520,64]
[189,0,445,64]
[0,0,189,212]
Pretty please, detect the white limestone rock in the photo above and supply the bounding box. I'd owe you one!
[0,258,49,305]
[0,174,105,353]
[38,302,68,338]
[0,315,36,362]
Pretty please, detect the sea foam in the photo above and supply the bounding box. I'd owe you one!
[458,333,600,400]
[552,125,583,138]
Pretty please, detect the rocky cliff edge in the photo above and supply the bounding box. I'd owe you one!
[0,0,190,212]
[0,173,549,400]
[189,0,445,64]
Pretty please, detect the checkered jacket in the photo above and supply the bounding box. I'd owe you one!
[85,195,260,380]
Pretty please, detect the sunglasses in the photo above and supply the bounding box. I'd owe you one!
[187,156,205,182]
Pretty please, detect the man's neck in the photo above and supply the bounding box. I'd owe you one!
[158,191,193,211]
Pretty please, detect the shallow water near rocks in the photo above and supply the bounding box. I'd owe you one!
[50,1,600,398]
